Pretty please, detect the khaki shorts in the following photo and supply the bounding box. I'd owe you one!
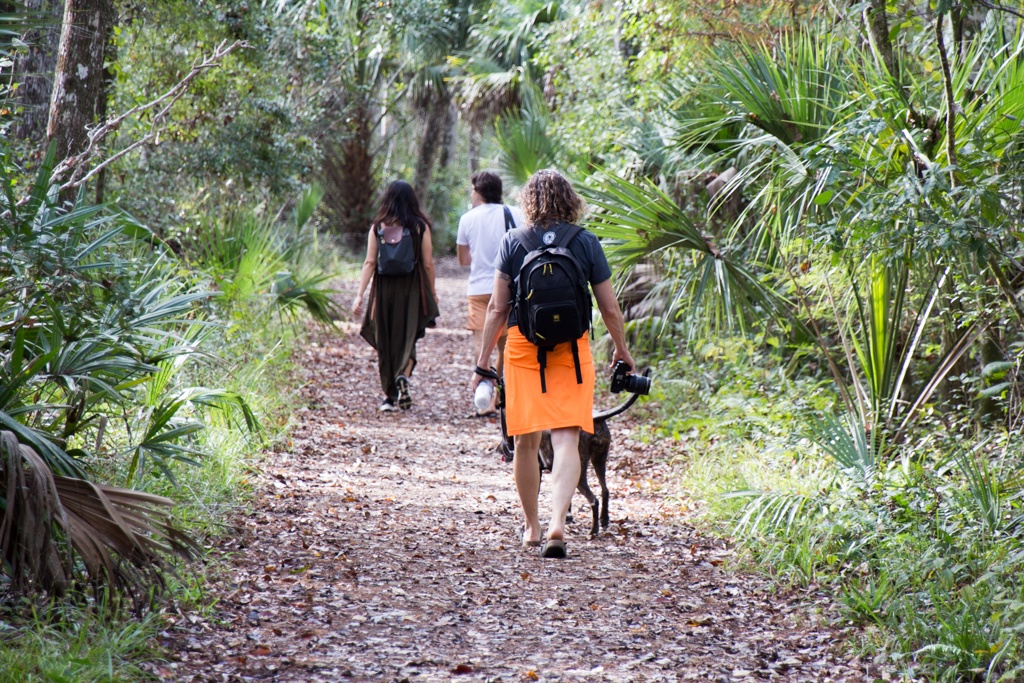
[467,295,490,330]
[467,294,507,337]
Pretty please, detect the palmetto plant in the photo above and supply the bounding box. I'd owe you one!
[584,171,794,345]
[188,184,341,326]
[0,147,258,598]
[594,17,1024,428]
[494,110,558,188]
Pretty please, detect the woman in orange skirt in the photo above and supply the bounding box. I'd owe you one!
[471,170,635,558]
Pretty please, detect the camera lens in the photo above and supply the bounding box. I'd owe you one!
[622,371,651,396]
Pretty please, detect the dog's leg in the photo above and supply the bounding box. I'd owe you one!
[575,431,600,536]
[538,431,554,474]
[591,419,612,530]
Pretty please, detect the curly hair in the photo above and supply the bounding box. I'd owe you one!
[517,169,584,227]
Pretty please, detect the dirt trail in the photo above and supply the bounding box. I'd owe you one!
[162,259,869,682]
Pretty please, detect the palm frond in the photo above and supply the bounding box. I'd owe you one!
[583,172,795,339]
[1,430,198,598]
[806,410,880,475]
[724,488,822,537]
[272,270,343,325]
[494,112,558,187]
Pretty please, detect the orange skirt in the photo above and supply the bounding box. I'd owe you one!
[503,327,595,435]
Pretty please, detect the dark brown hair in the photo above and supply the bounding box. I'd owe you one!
[471,171,503,204]
[372,180,432,232]
[517,170,584,227]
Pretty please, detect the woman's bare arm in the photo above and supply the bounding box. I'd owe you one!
[352,228,378,316]
[592,279,635,371]
[421,227,437,301]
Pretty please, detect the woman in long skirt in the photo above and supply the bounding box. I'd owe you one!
[352,181,439,411]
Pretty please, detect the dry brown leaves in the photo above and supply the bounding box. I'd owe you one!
[153,260,872,682]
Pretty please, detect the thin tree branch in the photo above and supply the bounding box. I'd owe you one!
[52,40,247,191]
[935,13,957,184]
[974,0,1024,21]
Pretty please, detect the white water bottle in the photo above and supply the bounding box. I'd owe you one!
[474,380,494,411]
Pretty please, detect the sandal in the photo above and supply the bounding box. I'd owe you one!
[541,538,566,558]
[520,525,541,548]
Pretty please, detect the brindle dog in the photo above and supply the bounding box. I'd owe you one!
[537,392,641,536]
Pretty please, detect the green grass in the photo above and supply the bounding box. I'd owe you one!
[0,604,159,683]
[653,340,1024,681]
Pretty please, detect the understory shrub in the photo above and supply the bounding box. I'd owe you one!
[0,154,335,677]
[656,341,1024,682]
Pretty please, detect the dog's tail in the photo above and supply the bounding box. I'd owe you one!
[592,391,640,422]
[592,367,651,422]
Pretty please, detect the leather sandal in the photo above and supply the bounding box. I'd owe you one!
[520,525,541,548]
[540,538,566,558]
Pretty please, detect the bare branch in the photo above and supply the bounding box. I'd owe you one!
[974,0,1024,21]
[52,40,247,191]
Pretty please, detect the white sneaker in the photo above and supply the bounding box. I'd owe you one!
[378,398,398,412]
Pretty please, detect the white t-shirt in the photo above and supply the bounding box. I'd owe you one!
[456,203,527,296]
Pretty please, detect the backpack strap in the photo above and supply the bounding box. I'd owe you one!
[570,338,582,384]
[511,226,544,252]
[503,206,516,232]
[537,347,548,393]
[536,340,582,393]
[555,224,583,249]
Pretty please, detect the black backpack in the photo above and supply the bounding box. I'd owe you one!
[375,224,416,276]
[512,224,591,393]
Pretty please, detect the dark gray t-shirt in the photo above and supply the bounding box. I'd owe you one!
[496,223,612,325]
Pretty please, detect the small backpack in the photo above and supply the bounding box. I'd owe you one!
[376,224,416,276]
[512,224,592,393]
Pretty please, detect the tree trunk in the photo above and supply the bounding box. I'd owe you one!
[94,37,117,205]
[47,0,116,166]
[864,0,898,83]
[437,103,458,174]
[468,119,482,174]
[413,98,449,202]
[977,327,1004,422]
[321,108,377,249]
[13,0,64,150]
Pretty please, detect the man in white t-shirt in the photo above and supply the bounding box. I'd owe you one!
[457,171,526,414]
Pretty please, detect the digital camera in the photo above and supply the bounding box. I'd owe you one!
[610,361,652,395]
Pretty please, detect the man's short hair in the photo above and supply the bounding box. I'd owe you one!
[471,171,503,204]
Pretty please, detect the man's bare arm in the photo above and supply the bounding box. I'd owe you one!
[472,271,512,388]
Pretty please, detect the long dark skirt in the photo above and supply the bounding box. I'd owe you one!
[359,268,438,401]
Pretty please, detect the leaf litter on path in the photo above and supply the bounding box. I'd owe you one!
[156,259,874,682]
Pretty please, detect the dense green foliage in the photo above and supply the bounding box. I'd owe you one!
[5,0,1024,679]
[540,3,1024,680]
